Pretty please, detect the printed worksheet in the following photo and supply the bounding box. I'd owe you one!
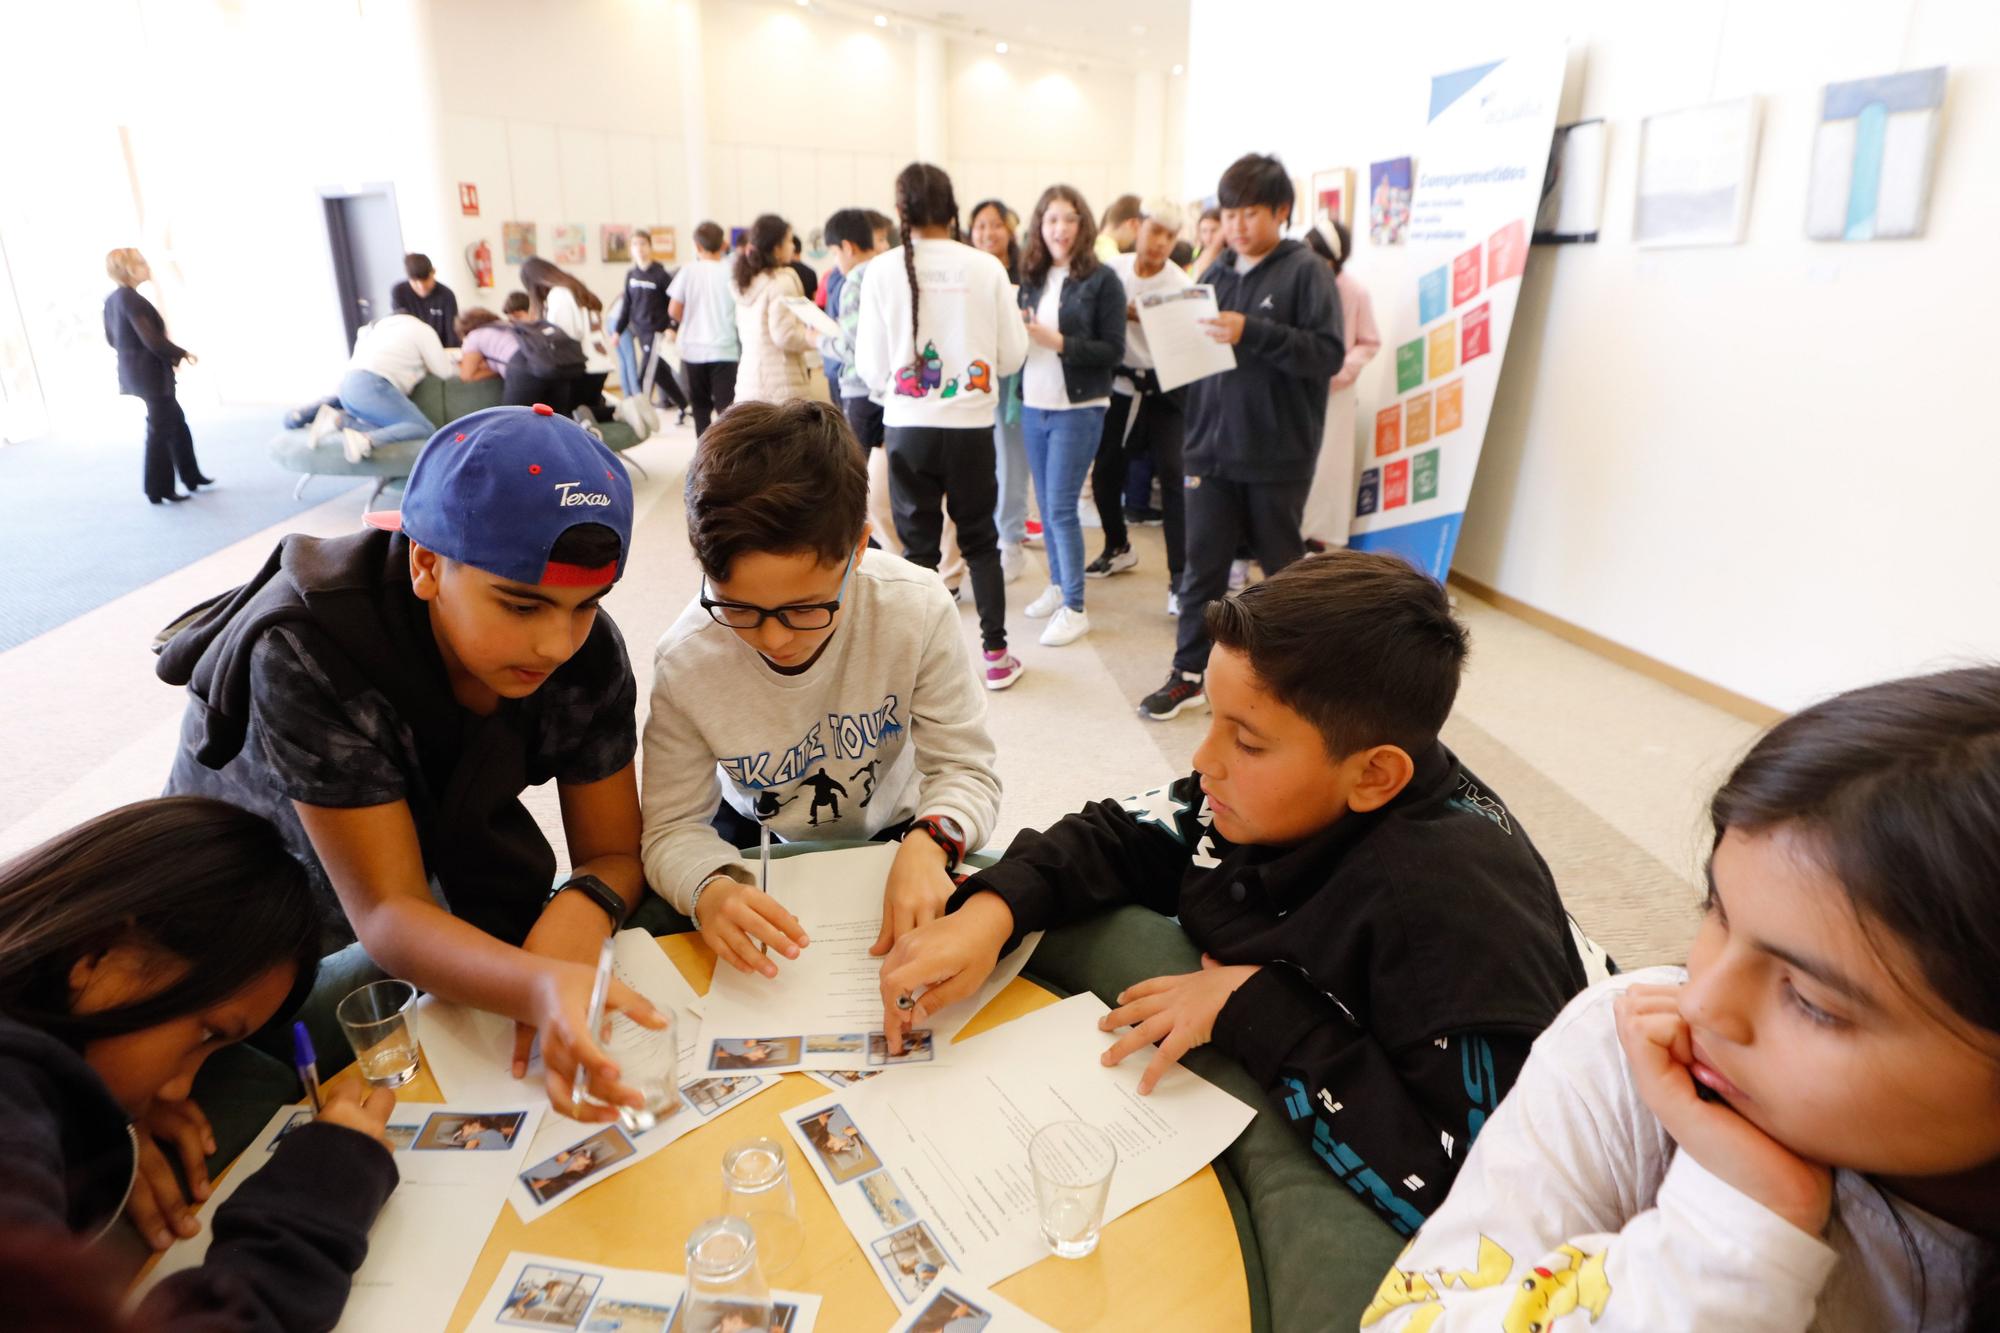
[891,1269,1058,1332]
[418,929,778,1220]
[135,1101,543,1332]
[1136,285,1237,391]
[469,1249,822,1332]
[698,845,1039,1073]
[782,993,1256,1307]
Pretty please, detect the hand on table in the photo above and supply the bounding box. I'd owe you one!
[127,1096,216,1250]
[515,895,668,1119]
[1100,954,1260,1095]
[697,876,810,979]
[315,1079,399,1150]
[1615,983,1832,1235]
[1199,312,1245,345]
[871,830,956,957]
[876,891,1013,1054]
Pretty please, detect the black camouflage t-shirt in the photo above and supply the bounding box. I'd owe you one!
[166,592,637,946]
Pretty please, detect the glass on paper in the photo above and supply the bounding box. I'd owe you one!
[722,1136,804,1276]
[684,1216,771,1333]
[575,986,681,1133]
[1135,285,1237,391]
[1028,1120,1117,1258]
[336,979,421,1087]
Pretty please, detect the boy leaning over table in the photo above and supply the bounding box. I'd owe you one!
[878,550,1590,1235]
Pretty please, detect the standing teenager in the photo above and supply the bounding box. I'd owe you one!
[1016,185,1125,648]
[855,163,1029,691]
[968,198,1031,584]
[668,222,742,434]
[1301,219,1381,550]
[732,214,818,405]
[103,248,210,503]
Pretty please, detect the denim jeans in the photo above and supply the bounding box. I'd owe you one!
[1022,403,1106,611]
[336,368,435,445]
[993,376,1030,544]
[617,328,642,399]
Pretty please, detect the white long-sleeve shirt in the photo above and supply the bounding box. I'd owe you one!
[854,237,1028,430]
[638,548,1001,913]
[347,314,456,394]
[1360,967,1975,1333]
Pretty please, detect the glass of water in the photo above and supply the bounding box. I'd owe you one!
[683,1216,770,1333]
[575,1003,680,1133]
[721,1137,803,1275]
[1029,1120,1118,1259]
[335,980,421,1088]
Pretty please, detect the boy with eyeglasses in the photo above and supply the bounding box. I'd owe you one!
[639,400,1001,979]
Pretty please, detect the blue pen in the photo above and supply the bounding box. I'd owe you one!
[292,1021,323,1115]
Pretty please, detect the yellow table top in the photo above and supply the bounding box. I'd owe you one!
[315,934,1249,1332]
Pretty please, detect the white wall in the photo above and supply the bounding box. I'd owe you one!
[1184,0,2000,712]
[947,46,1139,223]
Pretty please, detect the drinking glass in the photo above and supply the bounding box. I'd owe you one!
[721,1136,803,1275]
[576,1003,680,1133]
[682,1216,770,1333]
[1029,1120,1117,1259]
[335,980,420,1088]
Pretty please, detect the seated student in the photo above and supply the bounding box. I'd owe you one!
[878,550,1587,1232]
[158,405,664,1125]
[0,796,398,1326]
[391,252,461,348]
[1361,667,2000,1331]
[639,399,1000,976]
[455,307,514,382]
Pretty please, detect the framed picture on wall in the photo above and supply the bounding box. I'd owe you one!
[502,221,536,265]
[1634,96,1761,248]
[552,224,587,265]
[1368,157,1413,245]
[651,226,676,262]
[601,224,632,264]
[1311,168,1356,231]
[1805,66,1946,241]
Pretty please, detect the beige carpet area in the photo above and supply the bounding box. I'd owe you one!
[0,416,1760,967]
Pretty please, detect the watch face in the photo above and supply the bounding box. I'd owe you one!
[935,816,966,845]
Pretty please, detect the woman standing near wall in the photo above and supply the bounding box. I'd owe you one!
[103,249,210,504]
[1300,219,1381,549]
[968,198,1031,582]
[732,214,819,405]
[1016,185,1125,648]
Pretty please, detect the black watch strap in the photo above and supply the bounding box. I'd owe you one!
[548,873,627,929]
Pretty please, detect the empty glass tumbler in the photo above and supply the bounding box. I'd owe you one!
[721,1136,803,1275]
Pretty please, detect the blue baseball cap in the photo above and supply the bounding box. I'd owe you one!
[366,404,634,586]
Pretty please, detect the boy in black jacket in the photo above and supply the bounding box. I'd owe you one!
[879,551,1588,1236]
[1140,153,1345,721]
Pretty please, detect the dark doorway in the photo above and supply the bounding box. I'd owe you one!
[323,187,405,352]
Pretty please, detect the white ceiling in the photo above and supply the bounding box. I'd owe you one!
[797,0,1190,72]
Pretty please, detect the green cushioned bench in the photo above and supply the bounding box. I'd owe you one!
[270,375,644,511]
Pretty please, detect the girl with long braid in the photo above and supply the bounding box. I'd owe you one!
[855,163,1030,692]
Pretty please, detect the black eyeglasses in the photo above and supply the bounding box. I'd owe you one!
[701,551,856,631]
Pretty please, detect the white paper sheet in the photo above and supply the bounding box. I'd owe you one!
[134,1101,544,1332]
[468,1249,822,1332]
[892,1268,1057,1333]
[782,295,844,340]
[781,993,1256,1307]
[1136,285,1237,391]
[698,846,1039,1072]
[416,929,780,1220]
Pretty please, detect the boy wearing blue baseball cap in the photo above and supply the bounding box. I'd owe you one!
[159,405,664,1137]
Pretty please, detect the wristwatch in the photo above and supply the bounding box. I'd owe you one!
[910,814,967,874]
[545,873,627,929]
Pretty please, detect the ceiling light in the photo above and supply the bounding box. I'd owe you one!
[873,12,887,24]
[1172,63,1185,75]
[1130,24,1146,35]
[994,40,1008,53]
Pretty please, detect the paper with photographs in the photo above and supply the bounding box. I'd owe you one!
[782,993,1256,1306]
[699,845,1039,1072]
[416,929,778,1219]
[135,1101,543,1332]
[469,1249,821,1332]
[1136,286,1237,392]
[891,1268,1058,1333]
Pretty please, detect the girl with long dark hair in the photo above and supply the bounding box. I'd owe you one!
[967,198,1033,583]
[854,164,1030,691]
[731,213,819,404]
[1364,666,2000,1331]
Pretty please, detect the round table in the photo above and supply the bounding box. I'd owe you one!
[325,934,1249,1331]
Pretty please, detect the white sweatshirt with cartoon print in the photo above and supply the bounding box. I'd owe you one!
[1360,968,1976,1333]
[854,237,1028,430]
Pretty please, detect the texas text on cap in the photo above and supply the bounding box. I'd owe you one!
[365,404,635,586]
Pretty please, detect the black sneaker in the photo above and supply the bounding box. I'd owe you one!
[1133,506,1165,526]
[1139,671,1206,721]
[1085,546,1138,579]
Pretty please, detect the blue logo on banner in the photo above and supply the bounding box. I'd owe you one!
[1355,468,1381,517]
[1419,268,1448,325]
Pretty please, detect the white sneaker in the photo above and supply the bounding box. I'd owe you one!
[340,427,373,463]
[1228,558,1252,591]
[1166,590,1181,617]
[1039,605,1091,646]
[1023,585,1063,619]
[308,402,343,447]
[999,542,1026,583]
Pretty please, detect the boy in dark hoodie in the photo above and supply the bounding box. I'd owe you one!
[1139,153,1346,722]
[157,407,665,1145]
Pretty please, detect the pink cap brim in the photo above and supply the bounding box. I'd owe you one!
[363,509,405,532]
